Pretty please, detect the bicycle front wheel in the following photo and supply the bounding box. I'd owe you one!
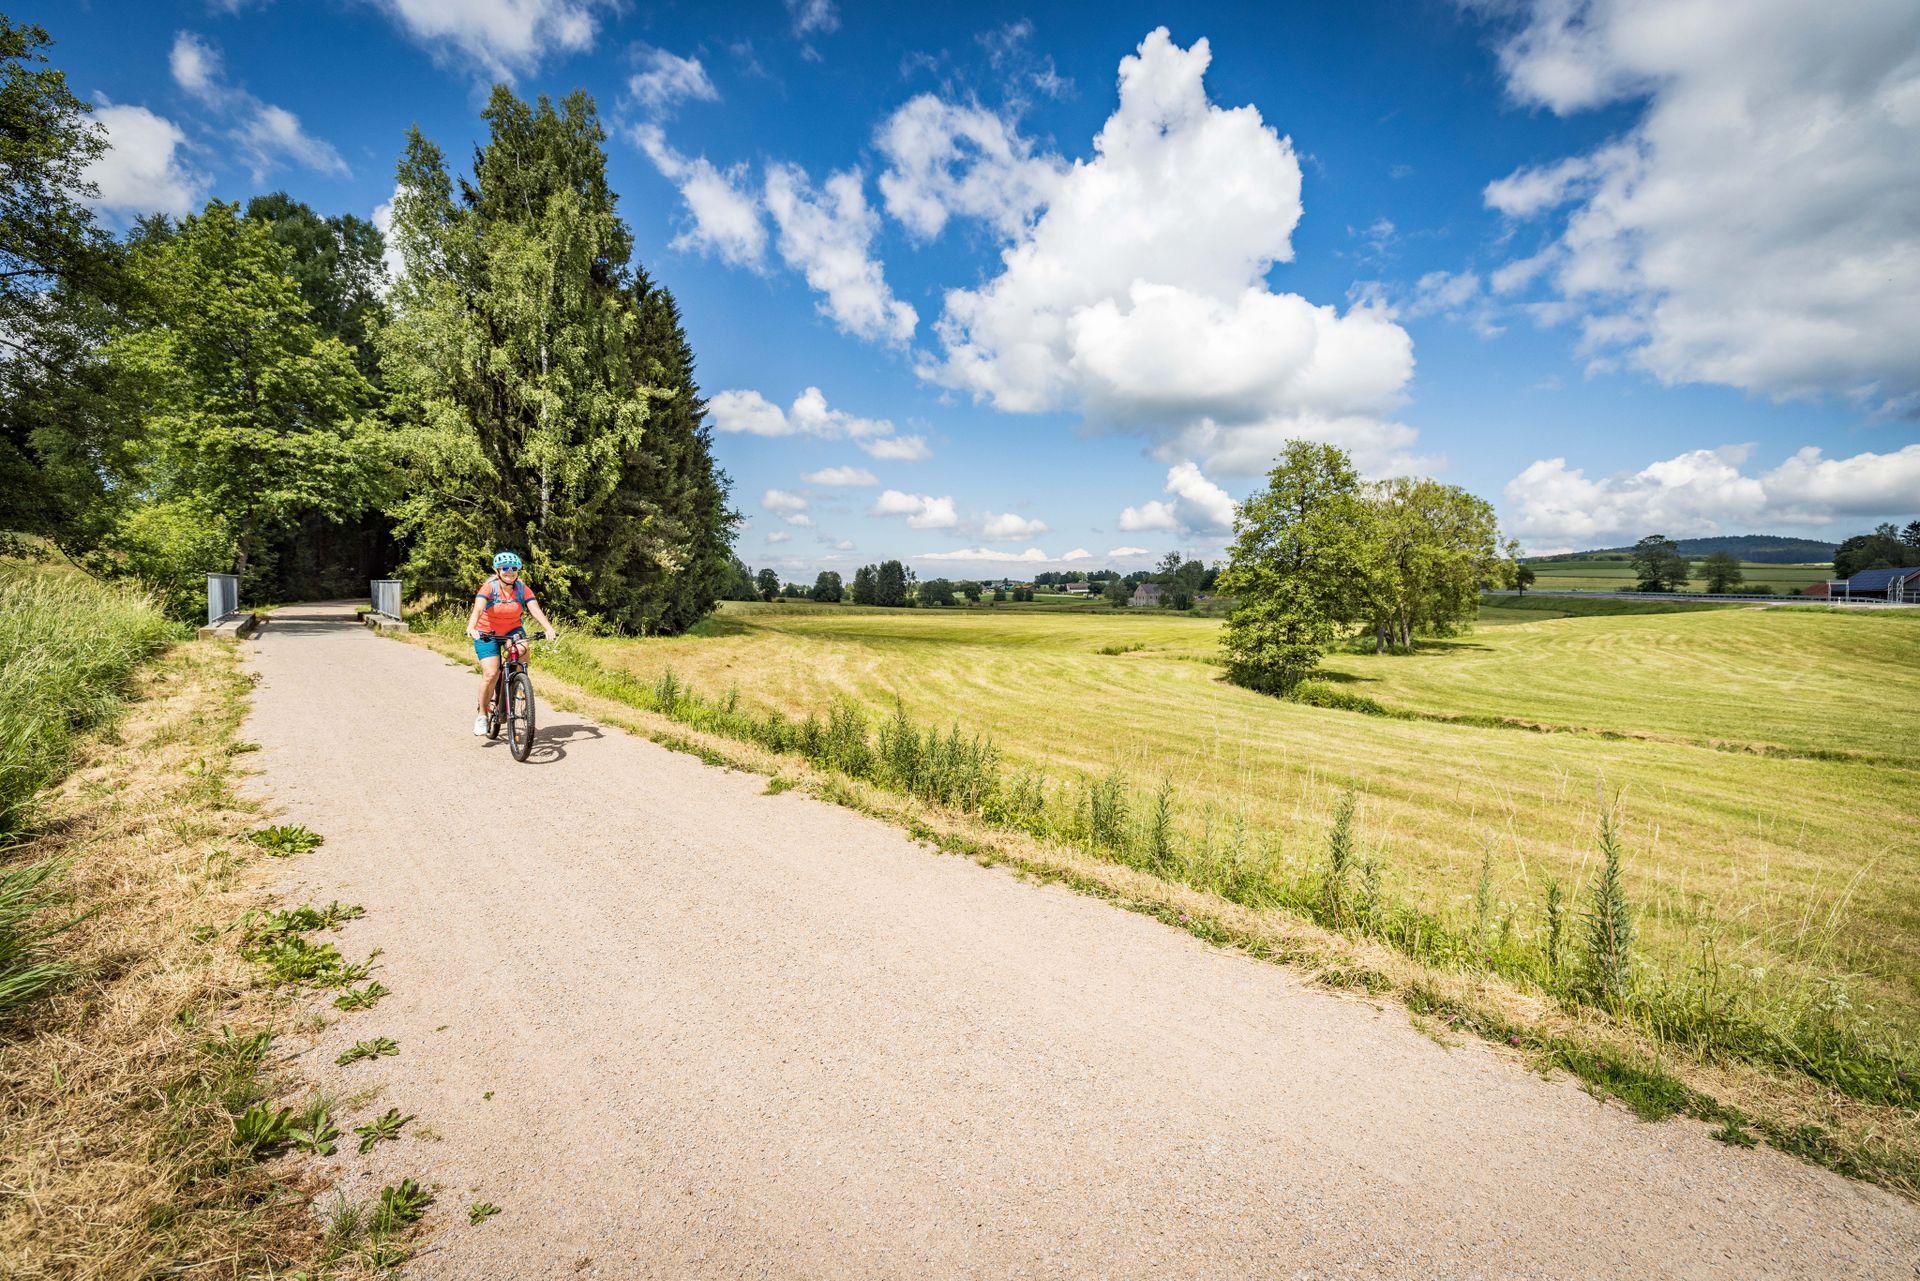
[507,671,537,762]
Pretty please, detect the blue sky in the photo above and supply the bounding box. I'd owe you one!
[53,0,1920,576]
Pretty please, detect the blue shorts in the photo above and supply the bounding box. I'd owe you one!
[473,628,524,660]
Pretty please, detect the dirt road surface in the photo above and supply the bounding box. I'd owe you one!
[243,602,1918,1279]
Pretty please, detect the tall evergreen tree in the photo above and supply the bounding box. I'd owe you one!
[875,559,908,607]
[379,87,733,631]
[619,269,737,632]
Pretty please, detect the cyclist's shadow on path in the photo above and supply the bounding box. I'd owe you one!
[497,721,602,765]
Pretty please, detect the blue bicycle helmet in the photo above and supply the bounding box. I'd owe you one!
[492,550,523,571]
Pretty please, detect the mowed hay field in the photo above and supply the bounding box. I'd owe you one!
[575,602,1920,1044]
[1524,558,1831,593]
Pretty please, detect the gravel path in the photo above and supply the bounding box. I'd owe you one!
[244,602,1917,1279]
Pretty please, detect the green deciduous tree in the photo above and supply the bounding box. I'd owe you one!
[1630,535,1690,592]
[1102,577,1130,606]
[722,556,757,600]
[1514,562,1536,595]
[107,201,381,583]
[755,567,779,601]
[0,18,133,547]
[1700,550,1745,593]
[919,577,956,606]
[1218,440,1375,694]
[1362,477,1503,651]
[378,87,733,632]
[1834,524,1910,578]
[245,192,387,373]
[810,570,843,602]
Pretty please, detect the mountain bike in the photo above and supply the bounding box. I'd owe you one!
[479,631,541,761]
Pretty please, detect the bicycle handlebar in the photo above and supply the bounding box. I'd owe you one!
[475,631,549,642]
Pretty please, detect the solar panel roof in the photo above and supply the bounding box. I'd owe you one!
[1842,566,1920,590]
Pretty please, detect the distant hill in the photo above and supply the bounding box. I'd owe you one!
[1528,535,1837,565]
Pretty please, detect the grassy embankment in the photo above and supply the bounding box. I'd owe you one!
[412,597,1918,1190]
[0,566,424,1278]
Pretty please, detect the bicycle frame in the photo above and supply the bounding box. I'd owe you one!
[478,632,539,760]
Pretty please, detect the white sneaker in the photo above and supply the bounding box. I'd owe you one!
[472,714,489,737]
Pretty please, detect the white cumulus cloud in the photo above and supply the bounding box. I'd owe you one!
[762,489,811,526]
[168,32,348,181]
[858,434,930,461]
[802,465,879,486]
[786,0,838,37]
[875,95,1063,239]
[917,547,1050,563]
[872,490,958,529]
[83,101,206,221]
[979,512,1049,541]
[630,48,718,114]
[709,387,929,460]
[765,163,916,345]
[1503,442,1920,549]
[1060,548,1092,561]
[918,28,1420,477]
[1108,546,1153,558]
[633,124,767,269]
[1119,461,1237,537]
[1478,1,1920,412]
[366,0,605,78]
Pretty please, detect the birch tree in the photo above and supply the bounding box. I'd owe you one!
[379,87,733,630]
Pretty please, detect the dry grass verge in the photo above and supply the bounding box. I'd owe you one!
[401,625,1920,1199]
[0,640,333,1278]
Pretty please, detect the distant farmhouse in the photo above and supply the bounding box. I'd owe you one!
[1808,566,1920,602]
[1130,583,1166,607]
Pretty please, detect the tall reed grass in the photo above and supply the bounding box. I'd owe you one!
[0,567,181,838]
[0,565,179,1019]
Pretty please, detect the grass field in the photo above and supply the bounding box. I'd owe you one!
[567,600,1920,1059]
[1522,559,1830,593]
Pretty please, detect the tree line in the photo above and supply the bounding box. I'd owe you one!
[1594,523,1919,594]
[0,19,734,632]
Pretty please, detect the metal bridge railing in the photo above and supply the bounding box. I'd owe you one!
[206,573,239,625]
[370,578,403,620]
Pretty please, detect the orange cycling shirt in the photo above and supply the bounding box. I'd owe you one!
[475,577,535,636]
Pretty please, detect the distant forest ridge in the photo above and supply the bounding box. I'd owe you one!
[1526,535,1839,565]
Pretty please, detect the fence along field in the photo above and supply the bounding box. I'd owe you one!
[530,603,1920,1083]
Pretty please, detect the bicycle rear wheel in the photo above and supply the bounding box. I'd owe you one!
[507,670,536,761]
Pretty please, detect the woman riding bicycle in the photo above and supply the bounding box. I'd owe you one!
[465,551,559,736]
